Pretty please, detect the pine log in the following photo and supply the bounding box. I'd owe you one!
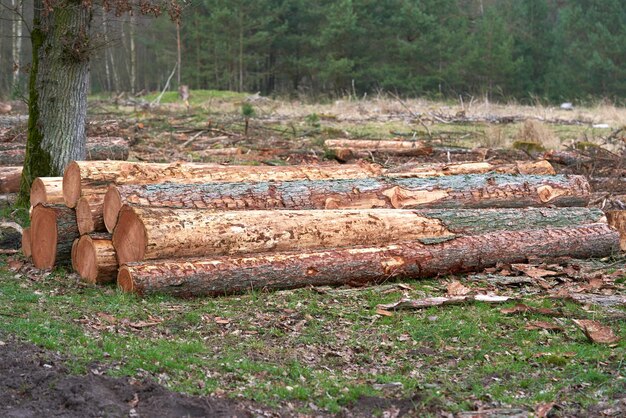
[63,160,383,208]
[384,160,555,177]
[22,227,31,258]
[72,233,117,283]
[30,177,64,206]
[0,166,22,193]
[31,204,79,269]
[606,211,626,251]
[76,194,106,235]
[0,137,129,166]
[117,224,619,297]
[325,139,433,158]
[544,150,593,166]
[103,174,590,231]
[112,206,604,264]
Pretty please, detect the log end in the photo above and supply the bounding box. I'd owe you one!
[62,162,81,208]
[76,197,95,235]
[112,206,147,264]
[22,227,31,258]
[117,266,136,293]
[73,235,98,284]
[30,205,58,269]
[606,210,626,251]
[30,178,47,207]
[103,185,122,233]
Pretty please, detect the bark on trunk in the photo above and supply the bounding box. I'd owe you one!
[22,226,31,258]
[385,160,555,177]
[606,211,626,251]
[326,139,433,158]
[118,224,620,297]
[76,194,105,235]
[31,204,79,269]
[72,233,117,284]
[63,160,383,208]
[112,206,604,264]
[30,177,64,206]
[103,174,591,231]
[0,166,22,193]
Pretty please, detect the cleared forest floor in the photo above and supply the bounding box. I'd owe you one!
[0,92,625,417]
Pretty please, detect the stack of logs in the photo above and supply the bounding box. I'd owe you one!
[21,158,626,298]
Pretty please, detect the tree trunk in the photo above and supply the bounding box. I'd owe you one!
[103,174,590,231]
[30,204,79,269]
[117,224,620,297]
[112,206,604,264]
[326,139,433,158]
[11,0,23,89]
[20,1,93,204]
[0,166,23,193]
[72,233,117,284]
[385,160,555,177]
[63,160,383,208]
[22,226,31,257]
[76,194,105,235]
[606,211,626,251]
[30,177,64,206]
[130,12,137,94]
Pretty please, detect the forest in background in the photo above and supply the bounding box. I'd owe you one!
[1,0,625,103]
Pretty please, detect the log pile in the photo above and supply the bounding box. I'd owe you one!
[19,158,624,298]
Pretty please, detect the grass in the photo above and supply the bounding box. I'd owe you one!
[0,260,624,414]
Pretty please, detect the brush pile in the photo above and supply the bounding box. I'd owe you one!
[22,157,625,298]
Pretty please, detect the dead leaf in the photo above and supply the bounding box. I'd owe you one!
[500,303,560,316]
[128,393,139,408]
[511,264,560,279]
[572,319,620,344]
[129,319,162,328]
[535,402,555,418]
[447,280,472,296]
[525,321,564,332]
[214,317,230,324]
[376,308,394,317]
[7,259,23,271]
[97,312,117,324]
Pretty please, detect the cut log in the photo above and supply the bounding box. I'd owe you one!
[325,139,432,159]
[385,160,556,177]
[63,160,383,208]
[76,194,106,235]
[0,166,22,193]
[30,177,64,206]
[112,206,604,264]
[0,137,129,166]
[544,150,593,166]
[117,224,620,297]
[72,233,117,284]
[0,221,23,251]
[22,227,31,257]
[103,174,591,231]
[606,211,626,251]
[30,204,79,269]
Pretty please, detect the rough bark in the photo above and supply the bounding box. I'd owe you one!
[30,177,64,206]
[63,160,383,208]
[103,174,590,231]
[385,160,555,177]
[117,224,620,297]
[76,194,105,235]
[544,150,593,166]
[326,139,433,158]
[606,211,626,251]
[112,206,604,264]
[31,204,79,269]
[72,233,117,284]
[22,226,31,257]
[0,166,22,193]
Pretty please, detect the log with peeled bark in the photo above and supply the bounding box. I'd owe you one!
[30,204,79,269]
[103,174,591,231]
[606,211,626,251]
[0,166,22,193]
[0,137,129,166]
[63,160,383,208]
[72,233,117,284]
[325,139,433,159]
[117,224,620,297]
[22,227,31,258]
[76,194,105,235]
[385,160,555,177]
[112,206,605,264]
[30,177,64,206]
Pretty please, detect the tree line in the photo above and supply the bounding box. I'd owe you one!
[1,0,625,103]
